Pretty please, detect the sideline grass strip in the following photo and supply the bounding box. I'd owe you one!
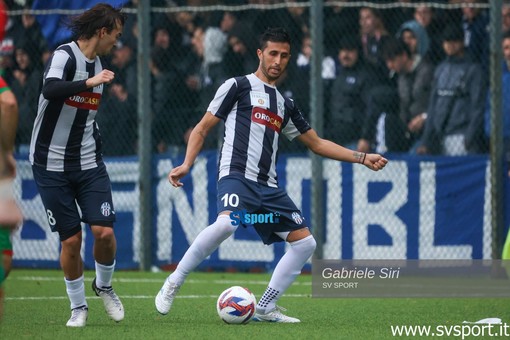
[1,270,509,339]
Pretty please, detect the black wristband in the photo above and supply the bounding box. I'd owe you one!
[360,153,367,164]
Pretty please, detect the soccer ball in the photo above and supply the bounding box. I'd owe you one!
[216,286,257,324]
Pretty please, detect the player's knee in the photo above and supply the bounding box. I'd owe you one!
[290,235,316,257]
[61,233,82,255]
[91,226,115,243]
[215,214,237,236]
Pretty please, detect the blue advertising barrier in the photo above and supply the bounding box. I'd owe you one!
[11,152,510,270]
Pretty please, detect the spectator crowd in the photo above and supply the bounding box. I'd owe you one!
[1,0,508,166]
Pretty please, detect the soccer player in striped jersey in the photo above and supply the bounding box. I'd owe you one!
[0,75,22,322]
[29,3,126,327]
[156,27,388,323]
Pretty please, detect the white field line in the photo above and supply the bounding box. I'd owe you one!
[7,275,310,301]
[12,276,311,286]
[6,293,309,301]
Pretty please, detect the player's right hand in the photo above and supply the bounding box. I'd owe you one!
[363,153,388,171]
[168,164,190,188]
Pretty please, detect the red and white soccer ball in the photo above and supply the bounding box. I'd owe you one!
[216,286,257,324]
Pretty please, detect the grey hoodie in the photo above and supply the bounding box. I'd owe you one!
[397,20,430,58]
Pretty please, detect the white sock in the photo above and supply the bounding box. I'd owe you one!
[169,215,236,286]
[95,260,115,288]
[257,235,316,313]
[65,275,87,309]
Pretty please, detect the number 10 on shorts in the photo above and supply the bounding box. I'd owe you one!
[221,193,239,208]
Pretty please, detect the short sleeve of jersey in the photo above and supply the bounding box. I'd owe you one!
[0,76,9,94]
[207,78,239,120]
[45,49,72,81]
[282,97,311,140]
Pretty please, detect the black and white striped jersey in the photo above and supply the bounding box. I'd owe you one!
[30,41,104,172]
[208,73,311,188]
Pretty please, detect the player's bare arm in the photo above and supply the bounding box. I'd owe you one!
[0,89,18,179]
[0,85,21,228]
[168,112,221,187]
[0,90,18,155]
[297,129,388,171]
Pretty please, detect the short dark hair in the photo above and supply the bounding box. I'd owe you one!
[381,37,411,61]
[442,24,464,42]
[68,3,126,40]
[337,35,361,52]
[504,30,510,41]
[258,27,291,50]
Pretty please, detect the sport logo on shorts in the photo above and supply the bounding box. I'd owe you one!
[229,210,280,226]
[292,212,303,225]
[100,202,112,217]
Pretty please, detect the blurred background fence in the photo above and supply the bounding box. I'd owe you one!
[4,0,510,270]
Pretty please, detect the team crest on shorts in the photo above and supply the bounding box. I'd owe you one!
[100,202,112,217]
[292,212,303,225]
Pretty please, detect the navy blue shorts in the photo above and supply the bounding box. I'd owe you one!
[217,174,307,245]
[32,164,116,241]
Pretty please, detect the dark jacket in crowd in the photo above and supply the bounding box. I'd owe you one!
[326,60,374,145]
[362,85,410,153]
[485,61,510,140]
[463,11,489,70]
[421,55,486,153]
[485,61,510,166]
[398,55,434,138]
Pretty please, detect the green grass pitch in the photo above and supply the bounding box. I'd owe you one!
[1,269,509,339]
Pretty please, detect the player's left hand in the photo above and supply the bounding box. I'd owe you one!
[168,164,190,188]
[86,69,115,88]
[363,154,388,171]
